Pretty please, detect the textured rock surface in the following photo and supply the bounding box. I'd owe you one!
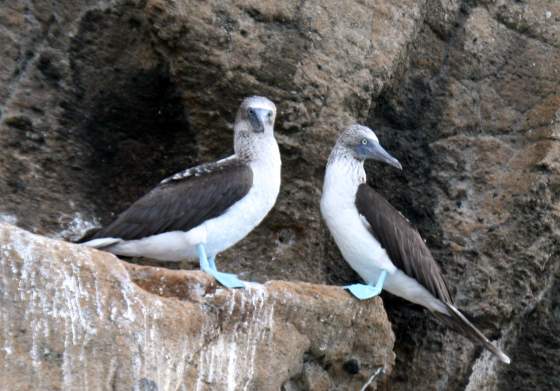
[368,2,560,390]
[0,0,559,389]
[0,223,395,390]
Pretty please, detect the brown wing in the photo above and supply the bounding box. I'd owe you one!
[88,158,253,241]
[355,184,452,304]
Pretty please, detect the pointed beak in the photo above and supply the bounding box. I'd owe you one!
[367,142,402,170]
[248,108,270,133]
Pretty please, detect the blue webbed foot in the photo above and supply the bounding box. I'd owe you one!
[345,270,388,301]
[345,284,382,300]
[196,244,245,289]
[204,269,245,289]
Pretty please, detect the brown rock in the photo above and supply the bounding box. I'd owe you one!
[369,2,560,390]
[0,223,394,390]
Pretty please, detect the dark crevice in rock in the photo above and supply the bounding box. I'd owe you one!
[65,6,195,226]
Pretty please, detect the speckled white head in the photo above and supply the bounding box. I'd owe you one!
[233,96,280,164]
[235,96,277,136]
[329,124,401,169]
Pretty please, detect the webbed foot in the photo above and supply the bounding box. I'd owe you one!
[345,270,388,301]
[196,244,245,289]
[203,268,245,289]
[345,283,382,300]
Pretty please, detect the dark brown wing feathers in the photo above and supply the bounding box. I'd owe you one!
[355,184,511,363]
[88,159,253,241]
[355,184,452,304]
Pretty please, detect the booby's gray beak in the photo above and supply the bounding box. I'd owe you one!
[365,141,402,170]
[248,108,270,133]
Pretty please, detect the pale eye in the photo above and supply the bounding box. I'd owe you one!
[361,138,368,145]
[267,112,273,119]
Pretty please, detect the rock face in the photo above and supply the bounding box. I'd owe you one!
[369,2,560,390]
[0,0,559,389]
[0,223,395,390]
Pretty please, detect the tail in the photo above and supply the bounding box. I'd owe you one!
[74,227,101,244]
[79,237,122,249]
[434,303,511,364]
[73,227,119,249]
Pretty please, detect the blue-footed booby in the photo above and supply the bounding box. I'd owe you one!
[80,96,281,288]
[320,124,510,364]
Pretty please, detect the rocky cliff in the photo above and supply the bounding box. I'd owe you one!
[0,0,559,390]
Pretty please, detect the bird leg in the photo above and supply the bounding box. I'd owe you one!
[196,243,211,271]
[345,270,388,300]
[195,244,245,289]
[208,255,217,271]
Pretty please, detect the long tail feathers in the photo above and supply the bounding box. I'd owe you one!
[80,237,122,249]
[434,303,511,364]
[74,227,102,244]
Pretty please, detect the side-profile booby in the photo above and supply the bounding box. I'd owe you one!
[320,124,510,364]
[80,96,281,288]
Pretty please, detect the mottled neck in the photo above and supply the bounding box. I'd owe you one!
[322,148,366,208]
[234,128,280,165]
[326,145,367,185]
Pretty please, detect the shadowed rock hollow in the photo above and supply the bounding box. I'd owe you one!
[0,0,559,390]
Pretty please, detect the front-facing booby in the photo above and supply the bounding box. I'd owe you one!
[320,124,510,363]
[80,96,281,288]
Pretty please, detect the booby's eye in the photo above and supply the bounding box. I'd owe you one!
[361,138,368,145]
[248,108,255,116]
[267,111,273,119]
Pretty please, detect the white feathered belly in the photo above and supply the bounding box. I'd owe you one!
[107,163,280,261]
[322,206,397,282]
[321,194,445,311]
[321,162,396,283]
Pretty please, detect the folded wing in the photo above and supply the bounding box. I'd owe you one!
[88,158,253,241]
[355,183,452,304]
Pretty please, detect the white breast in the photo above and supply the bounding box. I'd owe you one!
[201,153,281,257]
[320,159,396,284]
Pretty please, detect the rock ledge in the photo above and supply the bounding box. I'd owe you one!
[0,223,394,391]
